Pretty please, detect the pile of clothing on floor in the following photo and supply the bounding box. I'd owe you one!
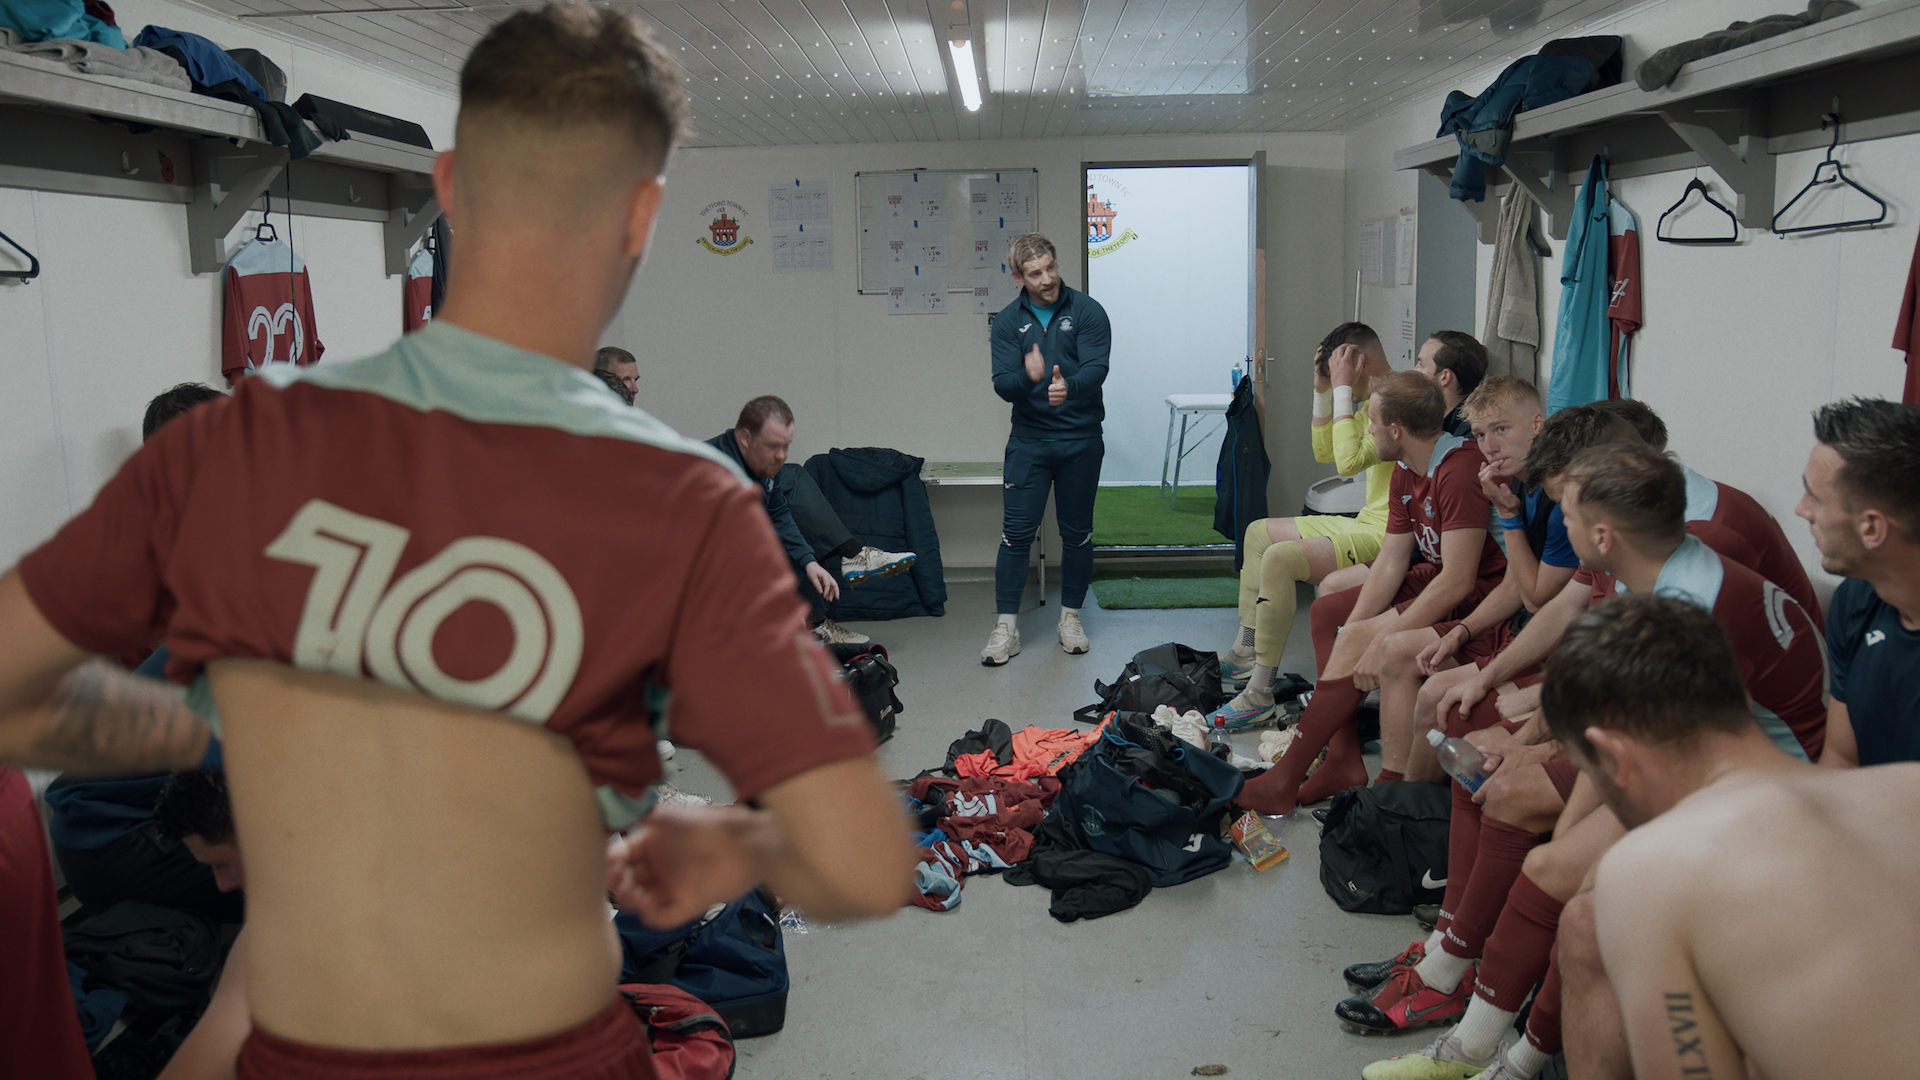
[903,710,1255,921]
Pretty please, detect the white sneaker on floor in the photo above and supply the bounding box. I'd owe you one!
[981,622,1020,666]
[656,739,676,762]
[843,546,916,583]
[814,619,870,645]
[1057,610,1089,654]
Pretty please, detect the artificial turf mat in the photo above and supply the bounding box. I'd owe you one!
[1089,568,1239,610]
[1091,485,1225,547]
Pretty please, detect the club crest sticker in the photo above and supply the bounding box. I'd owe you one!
[1086,181,1138,258]
[697,201,754,255]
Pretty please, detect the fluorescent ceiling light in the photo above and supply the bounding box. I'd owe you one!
[949,35,982,111]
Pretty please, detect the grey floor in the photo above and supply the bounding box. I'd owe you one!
[665,578,1428,1080]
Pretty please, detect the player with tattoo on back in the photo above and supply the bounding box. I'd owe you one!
[1544,596,1920,1080]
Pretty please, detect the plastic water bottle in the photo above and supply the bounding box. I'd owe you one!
[1211,716,1235,759]
[1230,361,1245,390]
[1428,729,1491,793]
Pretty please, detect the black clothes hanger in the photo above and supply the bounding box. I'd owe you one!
[0,230,39,283]
[255,190,278,244]
[1656,176,1739,245]
[1773,112,1888,237]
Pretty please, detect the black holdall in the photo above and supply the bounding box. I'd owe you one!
[1317,780,1452,915]
[1054,713,1243,887]
[62,901,222,1017]
[1073,641,1224,724]
[827,642,902,743]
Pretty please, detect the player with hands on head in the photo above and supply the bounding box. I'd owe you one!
[1212,323,1397,728]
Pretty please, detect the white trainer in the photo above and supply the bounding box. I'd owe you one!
[814,619,870,645]
[842,546,916,583]
[981,622,1020,666]
[1057,610,1089,654]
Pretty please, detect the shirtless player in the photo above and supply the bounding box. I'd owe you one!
[0,6,913,1078]
[1545,595,1920,1080]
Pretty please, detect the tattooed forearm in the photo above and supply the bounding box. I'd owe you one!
[22,660,210,774]
[1666,993,1712,1079]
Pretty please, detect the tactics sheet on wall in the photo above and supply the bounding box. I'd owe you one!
[770,179,832,272]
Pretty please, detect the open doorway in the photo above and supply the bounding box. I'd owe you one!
[1082,158,1260,548]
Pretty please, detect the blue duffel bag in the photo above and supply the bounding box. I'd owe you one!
[614,887,789,1039]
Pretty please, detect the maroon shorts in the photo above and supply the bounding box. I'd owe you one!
[1544,758,1579,802]
[0,769,93,1080]
[237,997,654,1080]
[1429,618,1518,667]
[1390,567,1506,624]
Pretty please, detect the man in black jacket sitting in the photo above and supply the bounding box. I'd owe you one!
[708,395,915,645]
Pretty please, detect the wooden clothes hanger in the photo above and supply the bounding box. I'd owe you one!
[1773,112,1888,236]
[1657,175,1739,245]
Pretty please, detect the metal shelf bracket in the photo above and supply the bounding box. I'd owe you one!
[186,141,288,274]
[1654,104,1774,228]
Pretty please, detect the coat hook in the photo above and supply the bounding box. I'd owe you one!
[119,151,139,177]
[347,185,362,204]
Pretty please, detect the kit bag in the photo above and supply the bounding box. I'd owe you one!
[828,641,902,743]
[1073,642,1224,724]
[1317,780,1452,914]
[61,901,221,1017]
[1053,713,1243,887]
[618,983,736,1080]
[614,887,789,1039]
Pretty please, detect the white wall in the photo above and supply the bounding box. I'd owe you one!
[611,131,1348,565]
[1340,0,1917,605]
[0,0,458,568]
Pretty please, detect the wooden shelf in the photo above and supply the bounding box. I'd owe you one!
[1395,0,1920,241]
[0,49,439,274]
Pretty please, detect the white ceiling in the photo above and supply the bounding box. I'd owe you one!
[208,0,1647,146]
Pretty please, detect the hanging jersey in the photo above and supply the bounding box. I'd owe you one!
[1896,228,1920,405]
[1574,536,1826,760]
[1606,198,1641,399]
[18,321,873,829]
[221,238,323,384]
[1548,156,1610,414]
[1827,578,1920,765]
[404,247,434,334]
[1387,433,1507,580]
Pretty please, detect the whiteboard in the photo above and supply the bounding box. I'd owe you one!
[854,169,1037,296]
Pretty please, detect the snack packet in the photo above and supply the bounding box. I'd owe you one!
[1231,811,1290,871]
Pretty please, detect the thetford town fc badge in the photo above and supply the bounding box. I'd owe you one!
[698,201,754,255]
[1086,184,1138,258]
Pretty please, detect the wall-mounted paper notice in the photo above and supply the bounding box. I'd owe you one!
[972,263,1019,315]
[1358,219,1384,285]
[771,223,831,272]
[770,179,830,226]
[888,263,948,315]
[1397,208,1416,286]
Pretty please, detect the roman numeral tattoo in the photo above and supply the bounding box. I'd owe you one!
[25,660,210,775]
[1666,993,1712,1078]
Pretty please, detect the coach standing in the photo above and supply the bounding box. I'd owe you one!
[983,233,1111,666]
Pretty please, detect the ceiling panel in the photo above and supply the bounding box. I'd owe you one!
[206,0,1649,146]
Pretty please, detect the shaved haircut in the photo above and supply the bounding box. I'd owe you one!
[1317,322,1380,378]
[1543,596,1752,760]
[1372,370,1447,438]
[1590,398,1668,451]
[1462,375,1542,420]
[1562,441,1685,541]
[1522,404,1641,486]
